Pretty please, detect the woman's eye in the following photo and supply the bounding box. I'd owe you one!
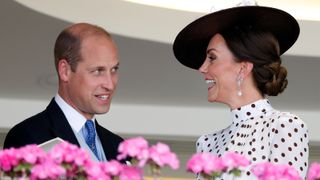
[208,56,216,62]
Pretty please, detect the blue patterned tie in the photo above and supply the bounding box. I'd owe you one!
[85,120,99,159]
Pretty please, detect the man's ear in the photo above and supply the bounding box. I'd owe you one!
[238,61,254,78]
[58,59,71,82]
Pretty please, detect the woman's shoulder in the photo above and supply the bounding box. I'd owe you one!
[269,111,308,135]
[271,111,306,126]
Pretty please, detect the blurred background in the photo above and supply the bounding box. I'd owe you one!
[0,0,319,178]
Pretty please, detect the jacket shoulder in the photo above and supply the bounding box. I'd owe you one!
[3,109,50,149]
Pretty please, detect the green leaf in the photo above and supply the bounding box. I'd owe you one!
[229,168,242,177]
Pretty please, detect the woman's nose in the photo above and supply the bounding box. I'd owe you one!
[199,59,208,74]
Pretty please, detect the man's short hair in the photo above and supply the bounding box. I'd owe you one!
[54,23,111,72]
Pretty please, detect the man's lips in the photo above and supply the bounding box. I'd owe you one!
[95,94,110,101]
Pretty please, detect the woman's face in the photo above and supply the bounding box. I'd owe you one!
[199,33,241,105]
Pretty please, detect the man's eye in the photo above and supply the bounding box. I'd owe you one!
[93,69,103,75]
[111,66,119,73]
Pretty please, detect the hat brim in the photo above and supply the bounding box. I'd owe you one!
[173,6,300,70]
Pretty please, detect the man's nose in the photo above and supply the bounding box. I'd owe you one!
[102,75,115,90]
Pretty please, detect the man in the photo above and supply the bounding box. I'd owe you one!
[4,23,123,162]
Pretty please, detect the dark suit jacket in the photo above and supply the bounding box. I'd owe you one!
[3,98,124,161]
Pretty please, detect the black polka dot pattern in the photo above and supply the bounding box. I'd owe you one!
[196,99,309,179]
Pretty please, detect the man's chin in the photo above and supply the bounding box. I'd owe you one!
[95,107,111,115]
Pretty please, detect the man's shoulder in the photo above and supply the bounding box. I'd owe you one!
[11,109,48,131]
[12,98,58,125]
[96,124,124,142]
[3,100,56,149]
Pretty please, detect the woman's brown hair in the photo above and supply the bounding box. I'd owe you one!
[221,25,288,96]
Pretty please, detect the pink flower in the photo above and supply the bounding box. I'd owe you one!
[48,141,90,166]
[251,162,302,180]
[282,165,302,180]
[48,141,92,178]
[117,137,149,167]
[0,144,46,176]
[30,157,66,180]
[149,142,180,170]
[308,162,320,180]
[0,148,19,171]
[17,145,46,164]
[119,166,143,180]
[84,162,111,180]
[187,153,226,175]
[222,152,250,169]
[203,155,225,174]
[101,160,123,176]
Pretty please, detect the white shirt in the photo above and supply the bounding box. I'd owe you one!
[196,99,309,179]
[54,94,107,162]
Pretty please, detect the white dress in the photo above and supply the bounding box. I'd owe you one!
[196,99,309,179]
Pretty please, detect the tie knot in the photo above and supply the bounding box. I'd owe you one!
[85,120,96,142]
[85,120,95,132]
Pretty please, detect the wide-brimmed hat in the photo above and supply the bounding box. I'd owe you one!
[173,4,300,70]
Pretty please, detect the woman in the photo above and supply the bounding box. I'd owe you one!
[173,1,308,179]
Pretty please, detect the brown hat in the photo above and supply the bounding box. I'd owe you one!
[173,5,300,70]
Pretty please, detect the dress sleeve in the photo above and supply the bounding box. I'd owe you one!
[195,136,205,180]
[270,112,309,179]
[196,135,204,153]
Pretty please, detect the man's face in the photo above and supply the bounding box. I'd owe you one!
[65,35,119,119]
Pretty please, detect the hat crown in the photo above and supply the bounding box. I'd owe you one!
[173,0,299,70]
[210,0,257,12]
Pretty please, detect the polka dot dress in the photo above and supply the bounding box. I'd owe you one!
[196,99,309,179]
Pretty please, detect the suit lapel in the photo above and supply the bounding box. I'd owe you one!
[45,99,122,162]
[46,99,80,146]
[95,120,119,161]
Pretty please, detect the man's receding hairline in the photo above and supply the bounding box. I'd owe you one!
[65,23,111,41]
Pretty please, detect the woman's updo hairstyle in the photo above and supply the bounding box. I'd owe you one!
[221,25,288,96]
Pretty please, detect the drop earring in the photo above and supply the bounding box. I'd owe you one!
[237,76,243,96]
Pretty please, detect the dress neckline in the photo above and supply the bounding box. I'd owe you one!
[231,99,273,124]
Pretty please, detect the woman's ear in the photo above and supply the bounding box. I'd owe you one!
[58,59,71,82]
[239,61,254,78]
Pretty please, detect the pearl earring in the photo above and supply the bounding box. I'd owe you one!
[237,76,243,96]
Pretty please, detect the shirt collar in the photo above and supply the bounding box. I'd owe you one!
[231,99,273,124]
[54,94,95,132]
